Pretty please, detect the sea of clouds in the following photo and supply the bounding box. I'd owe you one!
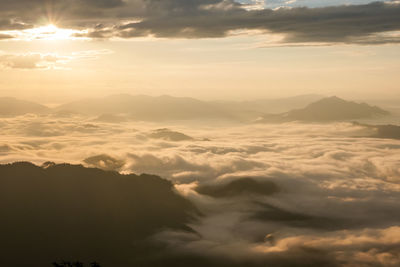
[1,114,399,266]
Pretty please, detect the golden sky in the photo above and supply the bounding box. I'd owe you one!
[0,0,399,103]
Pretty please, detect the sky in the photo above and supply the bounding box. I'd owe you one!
[0,0,399,103]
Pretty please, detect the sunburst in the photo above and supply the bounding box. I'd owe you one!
[0,24,88,41]
[23,24,83,41]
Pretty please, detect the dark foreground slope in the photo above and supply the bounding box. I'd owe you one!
[0,163,350,267]
[0,162,198,267]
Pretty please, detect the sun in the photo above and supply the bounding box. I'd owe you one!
[22,24,85,41]
[0,23,89,41]
[27,24,73,40]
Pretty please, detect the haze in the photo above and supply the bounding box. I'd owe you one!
[0,1,400,267]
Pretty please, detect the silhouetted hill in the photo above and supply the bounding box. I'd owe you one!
[196,178,279,198]
[0,97,50,116]
[57,94,233,121]
[286,96,389,121]
[0,162,198,266]
[372,124,400,139]
[148,128,193,141]
[353,122,400,140]
[261,96,389,122]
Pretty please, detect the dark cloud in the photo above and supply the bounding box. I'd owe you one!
[0,19,32,30]
[0,34,14,40]
[0,1,400,44]
[120,1,400,44]
[0,0,127,24]
[68,1,400,44]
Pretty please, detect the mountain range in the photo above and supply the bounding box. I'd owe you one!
[0,95,391,123]
[56,94,234,121]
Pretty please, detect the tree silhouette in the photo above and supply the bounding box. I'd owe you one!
[52,261,95,267]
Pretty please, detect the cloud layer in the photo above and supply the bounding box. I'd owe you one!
[0,113,399,265]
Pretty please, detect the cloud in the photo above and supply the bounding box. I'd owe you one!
[92,1,400,45]
[0,52,70,69]
[0,33,14,40]
[0,144,12,153]
[0,1,400,44]
[1,115,400,265]
[251,226,400,267]
[0,49,114,70]
[71,49,114,60]
[83,154,126,170]
[0,19,31,30]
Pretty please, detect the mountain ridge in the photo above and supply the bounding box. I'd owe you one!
[260,96,389,123]
[0,94,391,123]
[0,97,50,116]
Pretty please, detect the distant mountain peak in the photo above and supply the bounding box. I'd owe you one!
[309,96,348,105]
[261,96,389,123]
[286,96,389,122]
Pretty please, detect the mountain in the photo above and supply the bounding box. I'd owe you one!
[372,124,400,139]
[196,178,278,198]
[0,95,390,123]
[56,94,325,122]
[261,96,389,122]
[353,122,400,140]
[214,94,324,120]
[0,162,198,266]
[57,94,234,121]
[148,128,193,141]
[0,97,50,116]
